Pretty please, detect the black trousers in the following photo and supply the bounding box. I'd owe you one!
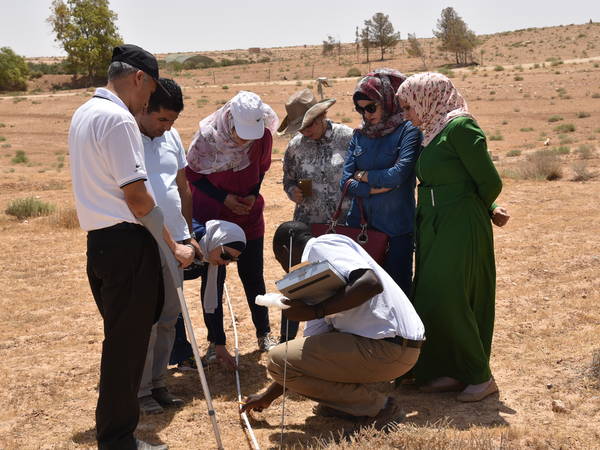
[87,223,163,450]
[202,237,270,345]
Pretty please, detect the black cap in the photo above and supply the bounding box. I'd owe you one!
[111,44,169,95]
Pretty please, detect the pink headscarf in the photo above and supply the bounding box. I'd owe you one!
[187,96,279,174]
[396,72,472,147]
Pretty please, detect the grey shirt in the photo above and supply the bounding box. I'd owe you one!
[283,120,353,225]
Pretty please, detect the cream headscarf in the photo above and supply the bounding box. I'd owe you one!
[396,72,473,147]
[199,220,246,313]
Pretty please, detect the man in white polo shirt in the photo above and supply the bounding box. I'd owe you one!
[241,221,425,427]
[69,45,193,450]
[135,78,196,415]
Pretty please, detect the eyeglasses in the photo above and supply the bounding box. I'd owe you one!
[355,103,378,115]
[220,245,239,262]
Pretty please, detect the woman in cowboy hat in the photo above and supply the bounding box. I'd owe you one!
[280,89,353,342]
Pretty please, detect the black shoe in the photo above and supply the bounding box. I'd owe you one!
[135,438,168,450]
[139,395,164,415]
[151,387,184,408]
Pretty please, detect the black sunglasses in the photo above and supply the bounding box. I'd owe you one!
[355,102,378,115]
[220,245,239,262]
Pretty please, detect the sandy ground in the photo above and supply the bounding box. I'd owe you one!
[1,22,599,450]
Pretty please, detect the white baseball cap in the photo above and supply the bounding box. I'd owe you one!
[230,91,265,140]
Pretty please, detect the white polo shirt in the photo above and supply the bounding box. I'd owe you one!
[302,234,425,341]
[142,128,190,242]
[69,87,150,231]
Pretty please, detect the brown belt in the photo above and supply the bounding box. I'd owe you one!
[383,336,425,348]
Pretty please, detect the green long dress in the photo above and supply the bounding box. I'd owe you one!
[412,116,502,385]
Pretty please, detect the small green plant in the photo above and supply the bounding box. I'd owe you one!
[295,81,302,86]
[214,99,227,105]
[506,149,522,157]
[559,135,573,145]
[493,65,504,71]
[592,93,600,99]
[0,123,5,128]
[5,197,55,220]
[346,67,361,77]
[1,143,10,148]
[196,98,208,107]
[554,123,575,133]
[576,111,591,118]
[514,75,523,81]
[11,150,28,164]
[547,115,563,122]
[221,85,229,90]
[520,127,534,132]
[552,146,570,155]
[12,97,26,104]
[0,136,5,142]
[489,132,503,141]
[341,117,352,124]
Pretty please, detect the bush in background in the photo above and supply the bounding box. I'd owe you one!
[0,47,29,91]
[5,197,55,220]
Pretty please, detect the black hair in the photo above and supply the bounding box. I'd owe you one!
[147,78,184,113]
[352,91,373,106]
[272,221,313,261]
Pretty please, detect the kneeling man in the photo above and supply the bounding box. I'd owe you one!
[242,221,425,422]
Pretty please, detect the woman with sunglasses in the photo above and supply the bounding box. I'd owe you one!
[340,69,422,296]
[186,91,280,361]
[190,219,246,370]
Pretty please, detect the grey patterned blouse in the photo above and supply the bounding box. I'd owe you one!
[282,120,354,225]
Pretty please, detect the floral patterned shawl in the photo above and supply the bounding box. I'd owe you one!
[187,99,279,174]
[396,72,472,147]
[353,68,406,138]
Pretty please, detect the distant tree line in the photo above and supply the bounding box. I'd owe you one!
[322,7,480,66]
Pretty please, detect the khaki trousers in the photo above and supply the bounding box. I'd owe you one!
[268,332,420,417]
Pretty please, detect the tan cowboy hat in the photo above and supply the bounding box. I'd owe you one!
[298,98,336,132]
[277,89,317,136]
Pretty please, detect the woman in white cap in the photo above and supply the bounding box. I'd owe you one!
[186,91,279,359]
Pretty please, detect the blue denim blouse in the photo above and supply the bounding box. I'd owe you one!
[340,121,422,237]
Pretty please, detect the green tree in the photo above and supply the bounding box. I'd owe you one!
[362,13,400,61]
[407,33,428,70]
[360,21,373,63]
[47,0,123,83]
[322,35,337,55]
[0,47,29,91]
[433,7,480,65]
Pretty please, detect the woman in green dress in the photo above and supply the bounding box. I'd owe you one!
[396,73,510,402]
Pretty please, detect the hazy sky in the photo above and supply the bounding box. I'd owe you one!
[2,0,599,57]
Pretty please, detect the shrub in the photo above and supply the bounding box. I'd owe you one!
[571,160,595,181]
[548,115,563,122]
[11,150,28,164]
[221,85,229,90]
[0,136,5,141]
[520,150,563,180]
[493,65,504,71]
[592,93,600,99]
[576,111,591,118]
[489,132,503,141]
[506,149,522,157]
[576,144,595,159]
[554,123,575,133]
[341,117,352,123]
[520,127,534,132]
[346,67,361,77]
[0,123,5,127]
[514,75,523,81]
[5,197,55,220]
[48,206,79,229]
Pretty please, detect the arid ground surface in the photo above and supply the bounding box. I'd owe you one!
[1,22,599,449]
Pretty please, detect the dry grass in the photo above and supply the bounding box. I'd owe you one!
[47,205,79,229]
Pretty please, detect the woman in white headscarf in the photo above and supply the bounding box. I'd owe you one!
[196,220,246,369]
[186,91,280,358]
